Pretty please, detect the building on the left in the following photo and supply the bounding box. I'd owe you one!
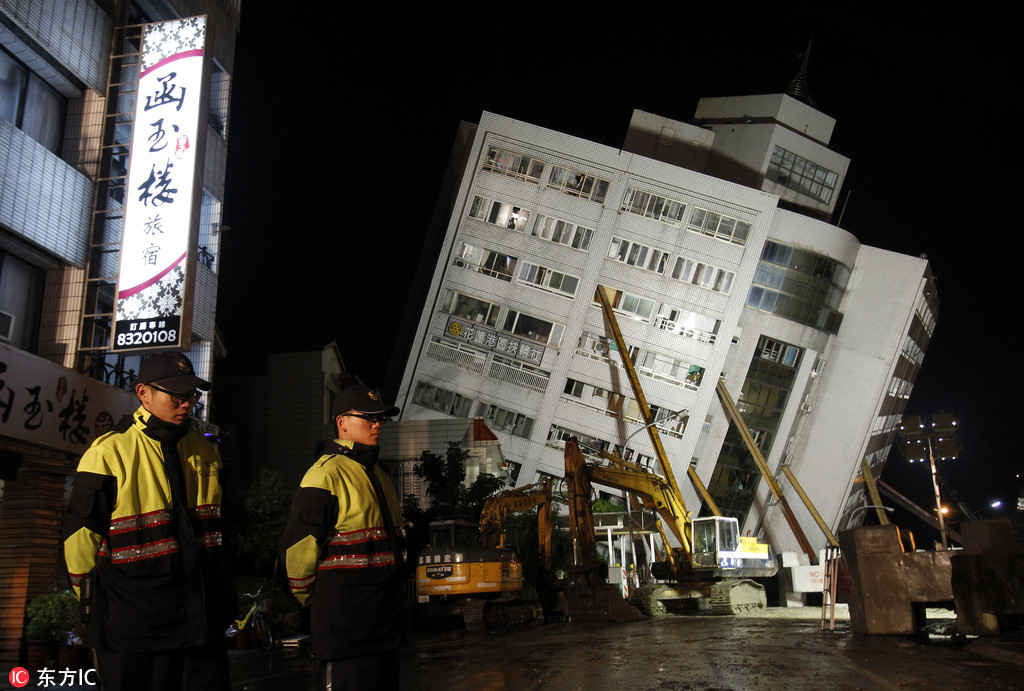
[0,0,240,663]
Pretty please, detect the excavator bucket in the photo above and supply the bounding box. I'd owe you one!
[563,440,644,623]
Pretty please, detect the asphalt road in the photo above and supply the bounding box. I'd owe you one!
[226,607,1024,691]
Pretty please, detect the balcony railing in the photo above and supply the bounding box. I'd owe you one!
[487,357,549,393]
[426,339,486,373]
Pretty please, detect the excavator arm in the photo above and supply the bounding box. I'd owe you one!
[478,478,554,571]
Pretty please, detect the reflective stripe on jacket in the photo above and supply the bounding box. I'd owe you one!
[62,406,229,651]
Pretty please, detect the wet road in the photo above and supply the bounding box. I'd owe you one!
[229,608,1024,691]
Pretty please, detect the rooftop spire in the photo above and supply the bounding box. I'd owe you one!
[786,39,815,106]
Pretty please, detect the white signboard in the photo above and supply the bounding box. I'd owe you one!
[113,16,208,352]
[0,343,137,455]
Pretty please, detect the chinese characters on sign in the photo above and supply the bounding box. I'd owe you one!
[112,16,208,352]
[0,344,136,455]
[445,317,545,366]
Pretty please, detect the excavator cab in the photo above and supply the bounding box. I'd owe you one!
[415,518,523,599]
[414,518,533,630]
[691,516,777,577]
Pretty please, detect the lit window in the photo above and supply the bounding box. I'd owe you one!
[468,195,531,232]
[517,262,579,298]
[607,237,669,274]
[620,188,686,226]
[440,290,500,327]
[596,286,654,321]
[483,146,546,184]
[503,310,564,347]
[547,165,610,203]
[687,208,751,246]
[532,215,593,251]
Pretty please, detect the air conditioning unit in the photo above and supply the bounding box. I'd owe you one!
[0,310,14,342]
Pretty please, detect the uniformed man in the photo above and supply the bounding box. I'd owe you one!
[63,351,232,691]
[280,383,405,690]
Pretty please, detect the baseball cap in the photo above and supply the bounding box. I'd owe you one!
[332,384,399,418]
[138,351,211,391]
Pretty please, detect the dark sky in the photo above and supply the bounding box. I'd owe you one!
[218,8,1019,531]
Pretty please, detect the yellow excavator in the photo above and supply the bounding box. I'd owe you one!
[414,479,552,629]
[559,287,778,618]
[565,439,776,616]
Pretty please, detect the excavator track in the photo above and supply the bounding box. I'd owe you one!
[710,578,767,615]
[446,597,536,632]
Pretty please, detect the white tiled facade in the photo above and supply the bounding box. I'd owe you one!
[0,0,239,663]
[395,96,936,558]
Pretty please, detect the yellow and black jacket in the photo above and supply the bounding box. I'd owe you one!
[279,439,405,659]
[63,406,232,652]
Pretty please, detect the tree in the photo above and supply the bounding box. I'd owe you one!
[231,467,293,577]
[404,443,507,559]
[413,442,468,515]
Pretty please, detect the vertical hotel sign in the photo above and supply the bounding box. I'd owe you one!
[112,16,209,352]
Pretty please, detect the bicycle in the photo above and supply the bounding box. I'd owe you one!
[225,586,274,650]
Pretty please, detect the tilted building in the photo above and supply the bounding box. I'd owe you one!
[393,92,937,560]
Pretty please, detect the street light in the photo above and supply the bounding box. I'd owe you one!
[850,504,895,521]
[899,412,962,550]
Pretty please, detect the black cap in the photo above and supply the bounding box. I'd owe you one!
[138,351,211,391]
[332,384,399,418]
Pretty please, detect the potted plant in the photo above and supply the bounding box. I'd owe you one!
[25,590,87,667]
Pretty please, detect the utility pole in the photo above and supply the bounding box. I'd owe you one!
[899,413,961,550]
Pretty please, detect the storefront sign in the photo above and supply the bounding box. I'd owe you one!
[0,343,137,454]
[113,16,209,352]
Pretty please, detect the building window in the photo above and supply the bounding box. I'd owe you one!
[482,146,546,184]
[502,310,564,347]
[620,188,686,226]
[440,289,500,327]
[454,244,518,282]
[547,424,610,453]
[596,286,655,322]
[746,240,848,333]
[670,256,735,295]
[517,262,579,298]
[687,208,751,246]
[0,249,45,352]
[477,401,536,439]
[766,146,838,205]
[653,305,720,343]
[637,352,704,389]
[759,337,802,368]
[546,165,610,203]
[413,381,474,417]
[532,215,593,251]
[468,195,531,232]
[607,237,669,274]
[575,330,704,392]
[0,46,66,154]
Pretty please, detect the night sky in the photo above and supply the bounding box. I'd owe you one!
[218,7,1019,535]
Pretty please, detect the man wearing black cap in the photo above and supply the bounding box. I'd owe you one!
[280,383,405,690]
[63,351,232,691]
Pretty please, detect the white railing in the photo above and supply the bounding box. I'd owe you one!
[426,340,485,373]
[487,358,549,392]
